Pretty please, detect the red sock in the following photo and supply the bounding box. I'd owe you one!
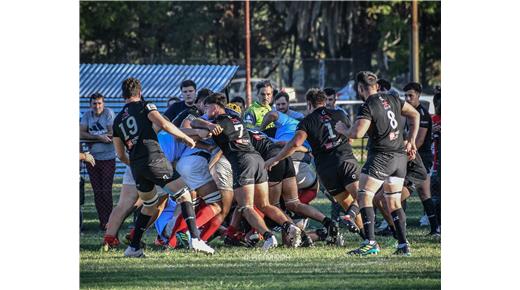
[167,217,185,248]
[175,202,219,234]
[299,188,317,204]
[226,225,237,238]
[200,215,225,241]
[254,206,265,219]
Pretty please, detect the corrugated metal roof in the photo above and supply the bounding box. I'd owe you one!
[80,63,239,98]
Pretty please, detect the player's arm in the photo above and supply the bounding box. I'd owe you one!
[336,119,371,139]
[191,117,223,136]
[260,111,279,131]
[113,137,130,165]
[264,130,308,171]
[401,102,420,159]
[415,127,428,150]
[147,110,196,148]
[208,149,223,170]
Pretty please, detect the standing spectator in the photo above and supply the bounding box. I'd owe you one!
[80,93,116,230]
[243,80,275,130]
[273,91,304,121]
[164,80,197,122]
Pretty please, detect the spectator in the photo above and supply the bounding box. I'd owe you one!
[164,79,198,122]
[80,93,116,230]
[79,151,95,232]
[273,91,304,121]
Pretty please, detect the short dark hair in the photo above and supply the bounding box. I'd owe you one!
[180,79,197,90]
[195,88,213,104]
[355,71,378,90]
[255,80,273,94]
[204,92,227,108]
[403,82,422,94]
[122,78,141,99]
[89,92,104,103]
[274,91,289,102]
[323,88,336,97]
[305,88,327,108]
[377,79,391,91]
[230,96,245,106]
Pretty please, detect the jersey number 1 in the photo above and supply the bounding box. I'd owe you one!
[118,116,138,139]
[325,123,337,139]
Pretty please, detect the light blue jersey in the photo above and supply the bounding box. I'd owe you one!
[271,112,311,150]
[157,131,186,162]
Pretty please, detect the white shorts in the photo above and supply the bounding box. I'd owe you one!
[122,166,166,196]
[293,160,317,190]
[210,155,233,191]
[176,155,213,191]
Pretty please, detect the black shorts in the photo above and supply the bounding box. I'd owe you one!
[317,159,360,196]
[268,156,296,183]
[131,157,179,192]
[362,151,407,181]
[404,154,428,192]
[419,151,433,174]
[229,153,268,189]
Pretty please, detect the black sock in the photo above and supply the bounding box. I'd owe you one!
[180,201,200,239]
[402,200,408,212]
[263,231,273,240]
[282,221,291,232]
[346,204,360,218]
[422,198,439,232]
[322,216,333,228]
[391,208,407,244]
[131,212,152,249]
[436,201,441,226]
[360,207,375,241]
[358,230,366,240]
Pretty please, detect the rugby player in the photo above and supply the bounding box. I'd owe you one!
[113,78,214,257]
[203,93,302,250]
[273,91,304,120]
[264,88,364,242]
[404,82,440,236]
[335,71,420,256]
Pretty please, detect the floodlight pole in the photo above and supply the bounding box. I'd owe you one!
[245,0,252,107]
[412,0,420,82]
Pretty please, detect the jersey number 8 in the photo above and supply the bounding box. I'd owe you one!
[118,116,138,139]
[387,111,398,129]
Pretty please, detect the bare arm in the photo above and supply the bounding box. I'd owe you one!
[113,137,130,165]
[401,102,420,145]
[264,130,308,170]
[208,149,223,170]
[147,110,196,148]
[80,124,111,143]
[260,111,279,131]
[190,117,223,135]
[415,127,428,150]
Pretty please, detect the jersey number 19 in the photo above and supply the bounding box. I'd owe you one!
[118,116,138,140]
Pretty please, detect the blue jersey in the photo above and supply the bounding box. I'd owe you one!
[157,131,186,162]
[272,112,311,150]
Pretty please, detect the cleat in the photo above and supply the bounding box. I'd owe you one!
[102,235,120,252]
[427,229,441,239]
[262,235,278,251]
[325,221,340,245]
[124,229,146,250]
[376,220,389,231]
[300,230,314,247]
[347,241,380,256]
[286,224,302,247]
[294,218,309,231]
[189,238,215,254]
[394,243,412,256]
[338,215,360,234]
[375,225,395,237]
[175,232,190,249]
[124,246,145,258]
[419,214,430,227]
[245,230,262,247]
[154,235,168,247]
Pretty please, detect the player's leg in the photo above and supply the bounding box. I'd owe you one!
[103,183,140,249]
[234,184,277,251]
[416,155,439,234]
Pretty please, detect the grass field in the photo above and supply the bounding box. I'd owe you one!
[80,179,441,289]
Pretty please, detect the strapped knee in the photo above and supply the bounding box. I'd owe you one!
[162,186,190,201]
[202,191,222,204]
[142,192,159,208]
[284,197,299,205]
[237,205,253,213]
[358,189,375,197]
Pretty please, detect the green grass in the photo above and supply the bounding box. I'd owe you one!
[80,179,440,289]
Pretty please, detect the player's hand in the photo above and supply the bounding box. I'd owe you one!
[182,136,197,148]
[83,152,96,166]
[405,141,417,160]
[334,121,349,136]
[98,134,112,143]
[197,129,211,139]
[264,157,279,171]
[208,124,223,136]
